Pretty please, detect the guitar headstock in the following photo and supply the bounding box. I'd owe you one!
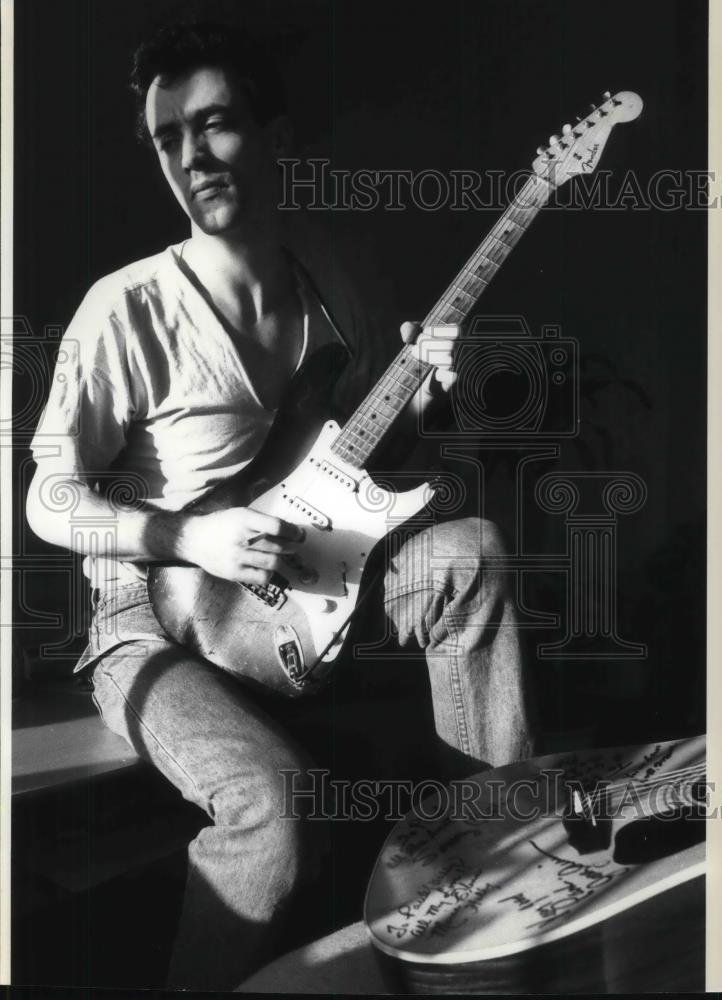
[532,91,643,187]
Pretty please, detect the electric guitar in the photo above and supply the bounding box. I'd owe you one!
[148,91,643,697]
[364,735,706,993]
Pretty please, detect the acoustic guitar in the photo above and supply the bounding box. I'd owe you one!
[148,91,643,697]
[364,735,706,993]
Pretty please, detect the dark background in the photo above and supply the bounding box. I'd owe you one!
[10,0,708,987]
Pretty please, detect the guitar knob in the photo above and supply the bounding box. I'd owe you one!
[549,134,561,145]
[602,90,611,99]
[320,599,337,614]
[536,145,546,155]
[562,123,572,135]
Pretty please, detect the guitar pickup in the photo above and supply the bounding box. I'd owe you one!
[285,496,331,530]
[241,572,288,609]
[318,460,358,492]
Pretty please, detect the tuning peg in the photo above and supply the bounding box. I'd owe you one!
[602,90,611,99]
[589,103,597,111]
[562,123,572,135]
[549,134,561,145]
[536,145,546,155]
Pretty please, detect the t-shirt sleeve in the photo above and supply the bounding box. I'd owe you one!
[30,280,136,482]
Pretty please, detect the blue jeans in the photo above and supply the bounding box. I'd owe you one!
[85,517,535,989]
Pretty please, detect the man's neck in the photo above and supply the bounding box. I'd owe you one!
[183,226,294,324]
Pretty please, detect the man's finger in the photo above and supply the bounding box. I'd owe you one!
[245,536,304,555]
[247,509,306,542]
[400,321,422,344]
[433,369,457,390]
[422,324,460,340]
[242,549,283,572]
[236,568,274,587]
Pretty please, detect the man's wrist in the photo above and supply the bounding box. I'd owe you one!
[151,509,202,565]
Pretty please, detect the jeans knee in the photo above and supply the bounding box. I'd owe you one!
[208,747,309,833]
[433,516,506,564]
[210,751,321,888]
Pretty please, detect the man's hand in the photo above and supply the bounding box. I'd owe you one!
[400,322,460,411]
[180,507,306,586]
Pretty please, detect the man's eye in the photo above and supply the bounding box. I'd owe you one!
[157,136,179,153]
[205,118,226,130]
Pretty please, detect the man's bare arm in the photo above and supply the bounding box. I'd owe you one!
[25,470,305,586]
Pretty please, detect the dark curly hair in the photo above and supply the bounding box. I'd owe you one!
[129,20,287,145]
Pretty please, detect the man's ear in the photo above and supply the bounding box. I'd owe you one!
[267,114,293,160]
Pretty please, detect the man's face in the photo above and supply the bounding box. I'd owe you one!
[145,64,284,236]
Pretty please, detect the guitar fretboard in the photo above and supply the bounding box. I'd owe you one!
[331,173,552,468]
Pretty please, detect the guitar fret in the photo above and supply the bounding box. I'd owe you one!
[333,344,432,464]
[449,283,476,301]
[384,367,425,390]
[359,398,402,424]
[507,203,536,224]
[346,403,396,433]
[431,304,465,325]
[368,392,408,415]
[457,269,488,290]
[484,235,512,263]
[491,218,525,246]
[463,269,490,289]
[343,422,382,445]
[351,404,390,427]
[452,271,487,295]
[473,254,500,273]
[365,394,404,416]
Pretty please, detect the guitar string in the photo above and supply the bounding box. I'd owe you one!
[581,761,705,799]
[574,776,706,822]
[578,763,706,814]
[563,762,706,814]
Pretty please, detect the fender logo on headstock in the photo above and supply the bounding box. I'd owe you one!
[582,143,601,172]
[532,91,643,187]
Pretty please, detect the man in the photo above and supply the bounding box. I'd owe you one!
[26,20,536,990]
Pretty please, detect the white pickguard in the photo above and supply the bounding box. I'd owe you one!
[249,421,434,661]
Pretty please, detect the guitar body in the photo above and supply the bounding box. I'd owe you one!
[147,344,434,697]
[365,735,706,993]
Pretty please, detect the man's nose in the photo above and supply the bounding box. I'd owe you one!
[181,131,209,172]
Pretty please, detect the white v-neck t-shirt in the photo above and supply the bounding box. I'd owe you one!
[31,240,383,586]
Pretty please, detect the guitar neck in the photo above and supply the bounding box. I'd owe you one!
[331,173,552,469]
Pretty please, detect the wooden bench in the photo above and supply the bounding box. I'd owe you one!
[12,681,142,799]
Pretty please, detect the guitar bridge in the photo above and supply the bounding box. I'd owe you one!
[240,573,288,609]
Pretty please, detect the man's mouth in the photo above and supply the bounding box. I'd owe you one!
[191,181,228,199]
